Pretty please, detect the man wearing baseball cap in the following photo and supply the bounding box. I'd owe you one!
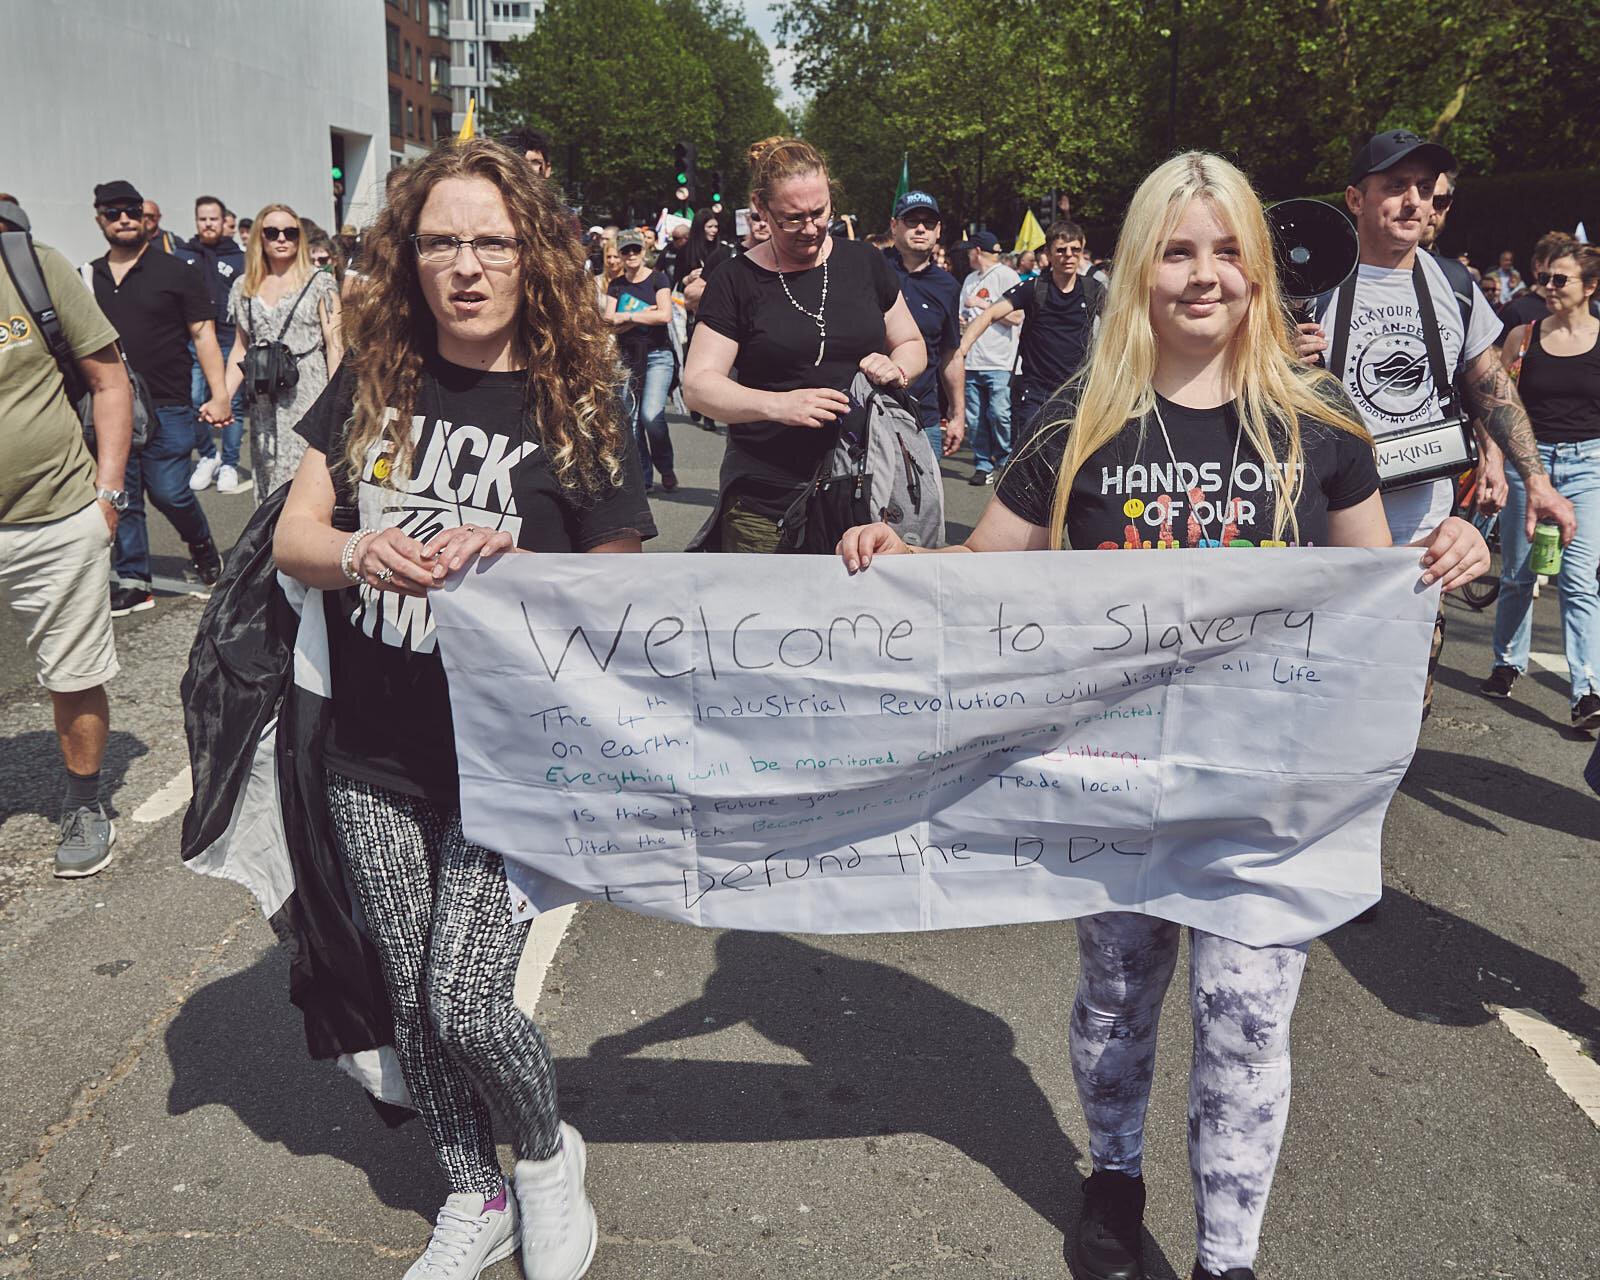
[957,230,1021,484]
[885,191,964,458]
[1299,129,1574,716]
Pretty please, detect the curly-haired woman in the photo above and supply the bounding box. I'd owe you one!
[274,139,654,1280]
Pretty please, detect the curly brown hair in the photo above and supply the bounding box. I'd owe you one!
[341,139,627,496]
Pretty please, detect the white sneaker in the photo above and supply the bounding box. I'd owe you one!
[189,455,221,491]
[403,1185,518,1279]
[514,1123,597,1280]
[216,464,242,493]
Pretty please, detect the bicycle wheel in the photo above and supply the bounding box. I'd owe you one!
[1461,503,1501,610]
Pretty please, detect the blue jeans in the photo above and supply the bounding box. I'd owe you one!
[189,351,245,467]
[114,405,215,588]
[965,369,1012,473]
[623,348,675,486]
[1490,438,1600,704]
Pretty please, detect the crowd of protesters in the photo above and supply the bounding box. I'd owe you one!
[2,118,1596,1280]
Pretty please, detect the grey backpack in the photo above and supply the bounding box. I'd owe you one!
[777,371,946,552]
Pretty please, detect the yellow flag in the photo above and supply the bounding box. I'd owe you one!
[458,97,476,142]
[1015,209,1045,253]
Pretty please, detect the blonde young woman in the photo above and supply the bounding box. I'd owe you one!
[839,153,1487,1280]
[275,140,654,1280]
[223,204,343,499]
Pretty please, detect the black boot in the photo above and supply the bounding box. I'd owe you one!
[1070,1170,1145,1280]
[1191,1263,1257,1280]
[188,536,223,587]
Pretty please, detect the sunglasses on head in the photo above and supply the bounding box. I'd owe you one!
[98,204,142,221]
[1535,272,1570,288]
[1431,193,1453,213]
[261,226,300,242]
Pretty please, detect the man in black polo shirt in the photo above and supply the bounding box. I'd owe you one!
[884,190,964,459]
[84,180,226,613]
[957,219,1102,447]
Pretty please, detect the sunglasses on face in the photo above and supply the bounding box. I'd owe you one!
[620,245,643,254]
[900,213,938,229]
[1431,193,1453,213]
[1535,272,1570,288]
[98,204,142,221]
[261,226,300,242]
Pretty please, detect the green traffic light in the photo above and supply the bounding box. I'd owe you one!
[332,167,343,180]
[676,172,688,184]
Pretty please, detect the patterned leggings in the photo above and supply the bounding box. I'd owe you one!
[326,773,562,1196]
[1070,912,1308,1273]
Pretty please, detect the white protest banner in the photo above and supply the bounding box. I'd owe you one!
[432,550,1438,947]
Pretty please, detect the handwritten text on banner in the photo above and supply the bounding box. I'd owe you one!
[431,550,1437,947]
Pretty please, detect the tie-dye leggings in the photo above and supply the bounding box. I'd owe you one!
[1070,911,1308,1273]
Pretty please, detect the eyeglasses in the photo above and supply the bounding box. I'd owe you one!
[260,226,301,242]
[311,253,332,266]
[768,206,831,233]
[1431,193,1453,213]
[411,234,522,264]
[619,245,643,254]
[97,204,142,221]
[1535,272,1570,288]
[899,212,939,229]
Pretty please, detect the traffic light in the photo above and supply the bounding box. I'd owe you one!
[672,140,697,208]
[1036,192,1053,224]
[709,169,725,211]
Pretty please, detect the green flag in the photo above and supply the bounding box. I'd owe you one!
[893,153,909,215]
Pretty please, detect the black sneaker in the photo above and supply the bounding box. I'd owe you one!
[109,585,154,617]
[1191,1264,1256,1280]
[968,469,992,486]
[1479,665,1519,698]
[188,537,223,587]
[1071,1170,1145,1280]
[1572,692,1600,732]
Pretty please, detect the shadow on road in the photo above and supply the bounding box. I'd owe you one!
[1401,746,1597,838]
[1323,887,1599,1052]
[164,949,440,1216]
[0,729,147,823]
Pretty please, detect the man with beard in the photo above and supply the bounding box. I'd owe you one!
[180,195,247,492]
[83,180,226,614]
[884,190,964,459]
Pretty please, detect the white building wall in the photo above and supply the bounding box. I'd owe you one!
[2,1,390,266]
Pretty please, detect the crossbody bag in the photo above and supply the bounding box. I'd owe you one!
[242,274,320,402]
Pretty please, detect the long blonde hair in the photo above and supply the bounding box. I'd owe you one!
[340,139,628,496]
[1040,152,1368,548]
[241,203,312,297]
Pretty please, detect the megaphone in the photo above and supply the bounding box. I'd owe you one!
[1265,198,1359,307]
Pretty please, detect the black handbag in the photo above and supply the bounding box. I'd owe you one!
[242,274,319,401]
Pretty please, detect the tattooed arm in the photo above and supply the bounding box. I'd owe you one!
[1461,347,1577,542]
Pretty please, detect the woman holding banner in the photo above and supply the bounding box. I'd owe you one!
[838,152,1486,1280]
[275,138,654,1280]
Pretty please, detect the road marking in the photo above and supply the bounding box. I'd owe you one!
[514,902,578,1015]
[1491,1005,1600,1127]
[1529,650,1570,677]
[132,767,193,823]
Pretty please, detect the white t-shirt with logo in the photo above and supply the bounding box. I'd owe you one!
[960,261,1022,372]
[1315,252,1500,543]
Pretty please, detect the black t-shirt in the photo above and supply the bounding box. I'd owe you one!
[1497,291,1548,344]
[295,359,657,800]
[695,238,901,516]
[997,389,1379,549]
[87,246,213,405]
[608,269,672,361]
[1004,273,1096,392]
[1519,321,1600,444]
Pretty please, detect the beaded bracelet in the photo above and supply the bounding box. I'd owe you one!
[340,528,377,583]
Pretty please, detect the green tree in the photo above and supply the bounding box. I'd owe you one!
[491,0,787,220]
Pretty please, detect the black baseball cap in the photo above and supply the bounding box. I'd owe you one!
[961,230,1001,253]
[93,179,143,208]
[1348,130,1456,187]
[893,190,940,219]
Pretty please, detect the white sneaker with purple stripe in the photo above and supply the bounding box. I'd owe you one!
[403,1182,518,1279]
[514,1122,597,1280]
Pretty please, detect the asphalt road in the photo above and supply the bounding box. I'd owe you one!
[0,416,1595,1279]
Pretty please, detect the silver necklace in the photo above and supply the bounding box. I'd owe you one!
[775,253,829,367]
[1151,398,1242,547]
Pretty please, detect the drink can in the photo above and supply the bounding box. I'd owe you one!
[1530,521,1563,576]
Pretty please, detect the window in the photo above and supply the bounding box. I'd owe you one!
[406,101,416,137]
[404,41,412,78]
[467,41,477,67]
[386,23,400,72]
[389,87,403,138]
[429,0,450,37]
[431,56,451,94]
[434,111,453,140]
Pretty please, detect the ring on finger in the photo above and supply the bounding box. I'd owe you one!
[375,566,395,582]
